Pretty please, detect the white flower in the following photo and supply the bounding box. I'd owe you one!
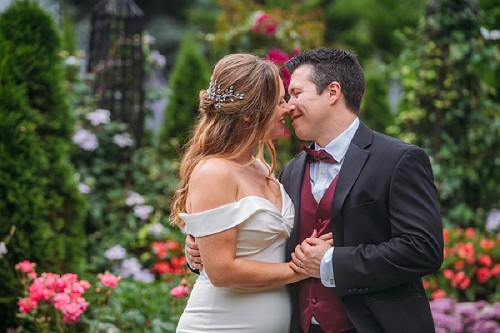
[486,209,500,233]
[133,205,154,220]
[149,223,165,236]
[65,56,80,66]
[0,242,7,258]
[142,34,155,45]
[78,183,91,194]
[119,258,142,278]
[104,245,127,260]
[126,191,144,206]
[86,109,110,126]
[113,133,134,148]
[73,128,99,151]
[481,27,500,41]
[148,50,166,68]
[133,269,155,283]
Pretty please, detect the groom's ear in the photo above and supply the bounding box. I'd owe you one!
[326,81,341,105]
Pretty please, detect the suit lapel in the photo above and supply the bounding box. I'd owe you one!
[331,122,373,244]
[286,151,308,256]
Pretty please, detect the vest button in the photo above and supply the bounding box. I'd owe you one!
[317,217,323,224]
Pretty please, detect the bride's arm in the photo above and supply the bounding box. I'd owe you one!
[186,158,307,289]
[198,228,305,289]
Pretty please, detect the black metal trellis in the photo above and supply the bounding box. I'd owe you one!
[88,0,146,146]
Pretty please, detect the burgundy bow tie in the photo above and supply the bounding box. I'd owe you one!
[302,146,337,164]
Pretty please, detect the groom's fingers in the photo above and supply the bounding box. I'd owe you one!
[319,232,333,241]
[303,237,325,247]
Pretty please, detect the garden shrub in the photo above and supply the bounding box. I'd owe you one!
[69,68,181,272]
[389,0,499,228]
[0,1,86,328]
[0,39,49,330]
[423,226,500,303]
[161,32,210,157]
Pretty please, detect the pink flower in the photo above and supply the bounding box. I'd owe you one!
[477,268,492,283]
[28,279,51,302]
[98,272,121,288]
[478,254,492,267]
[443,269,455,280]
[53,293,71,309]
[266,49,292,92]
[60,299,88,323]
[491,264,500,276]
[17,297,37,313]
[267,49,289,64]
[251,12,277,36]
[431,289,446,299]
[170,284,190,298]
[479,239,494,249]
[15,261,36,273]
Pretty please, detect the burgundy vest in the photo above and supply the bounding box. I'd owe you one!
[298,161,354,333]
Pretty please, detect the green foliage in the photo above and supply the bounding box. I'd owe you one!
[81,278,192,332]
[360,61,394,133]
[0,42,47,330]
[69,69,181,271]
[390,0,500,227]
[0,1,86,328]
[319,0,426,136]
[209,0,324,58]
[161,33,210,156]
[321,0,426,62]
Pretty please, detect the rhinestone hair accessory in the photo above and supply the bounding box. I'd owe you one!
[207,79,245,109]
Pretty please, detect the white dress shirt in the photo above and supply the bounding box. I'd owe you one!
[310,118,360,287]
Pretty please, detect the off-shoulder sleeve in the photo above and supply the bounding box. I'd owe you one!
[180,197,277,237]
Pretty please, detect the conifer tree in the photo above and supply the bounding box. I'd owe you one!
[0,3,86,326]
[161,33,210,155]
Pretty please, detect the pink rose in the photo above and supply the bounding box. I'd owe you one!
[15,260,36,273]
[98,271,121,288]
[17,297,37,313]
[170,284,190,298]
[53,293,71,309]
[251,12,278,36]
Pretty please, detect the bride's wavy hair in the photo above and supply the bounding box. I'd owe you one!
[170,53,281,227]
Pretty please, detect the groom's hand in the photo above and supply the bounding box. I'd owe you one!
[290,237,331,278]
[185,234,203,270]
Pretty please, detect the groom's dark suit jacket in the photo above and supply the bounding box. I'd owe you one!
[279,122,444,333]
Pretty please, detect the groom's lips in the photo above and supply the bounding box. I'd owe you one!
[291,114,302,126]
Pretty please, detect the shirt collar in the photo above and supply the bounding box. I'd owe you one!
[314,117,359,163]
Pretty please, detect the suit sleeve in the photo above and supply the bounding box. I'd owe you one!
[333,146,444,296]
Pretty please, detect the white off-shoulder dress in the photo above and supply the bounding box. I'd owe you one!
[176,183,295,333]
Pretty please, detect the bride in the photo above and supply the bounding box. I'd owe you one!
[170,53,326,332]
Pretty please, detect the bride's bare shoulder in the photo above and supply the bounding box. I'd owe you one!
[187,158,238,213]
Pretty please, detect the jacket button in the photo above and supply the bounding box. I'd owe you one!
[311,298,317,304]
[317,217,323,224]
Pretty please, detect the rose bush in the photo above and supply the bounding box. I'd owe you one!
[424,226,500,302]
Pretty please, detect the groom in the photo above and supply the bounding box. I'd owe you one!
[280,48,443,333]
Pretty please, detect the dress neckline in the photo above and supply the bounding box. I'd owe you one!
[182,183,286,216]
